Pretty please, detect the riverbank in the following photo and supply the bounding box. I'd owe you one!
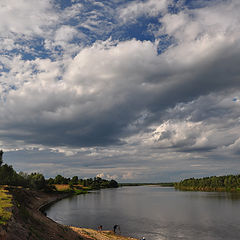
[0,187,138,240]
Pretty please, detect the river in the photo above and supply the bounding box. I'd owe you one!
[45,186,240,240]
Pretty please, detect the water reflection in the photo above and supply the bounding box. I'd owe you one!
[202,192,240,200]
[46,186,240,240]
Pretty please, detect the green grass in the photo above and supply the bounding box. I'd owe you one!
[0,188,13,225]
[73,189,88,195]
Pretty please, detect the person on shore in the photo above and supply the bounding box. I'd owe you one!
[98,225,103,231]
[113,224,120,234]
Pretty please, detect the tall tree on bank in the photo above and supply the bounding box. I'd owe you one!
[0,150,3,166]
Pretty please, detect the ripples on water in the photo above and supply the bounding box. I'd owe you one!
[46,186,240,240]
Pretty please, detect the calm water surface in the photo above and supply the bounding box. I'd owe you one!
[45,186,240,240]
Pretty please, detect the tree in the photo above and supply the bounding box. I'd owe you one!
[0,164,26,186]
[71,176,79,185]
[47,178,54,185]
[0,150,3,167]
[109,180,118,188]
[54,174,67,184]
[28,173,46,190]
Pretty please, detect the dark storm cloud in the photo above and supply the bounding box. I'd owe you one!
[1,37,240,150]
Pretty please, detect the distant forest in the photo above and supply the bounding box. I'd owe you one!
[175,174,240,192]
[0,150,118,191]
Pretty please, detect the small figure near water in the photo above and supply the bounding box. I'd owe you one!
[140,237,145,240]
[113,224,121,234]
[98,225,103,231]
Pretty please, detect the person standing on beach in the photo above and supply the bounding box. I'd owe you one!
[113,224,120,234]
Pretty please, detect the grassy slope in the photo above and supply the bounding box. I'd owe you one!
[0,188,13,225]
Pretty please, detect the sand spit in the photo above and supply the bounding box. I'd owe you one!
[71,227,138,240]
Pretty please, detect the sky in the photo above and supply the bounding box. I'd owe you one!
[1,0,240,182]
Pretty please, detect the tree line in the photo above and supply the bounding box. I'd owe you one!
[175,174,240,192]
[47,174,118,189]
[0,150,118,191]
[0,163,48,190]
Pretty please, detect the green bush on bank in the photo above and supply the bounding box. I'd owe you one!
[0,188,13,225]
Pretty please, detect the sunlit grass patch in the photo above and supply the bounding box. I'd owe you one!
[0,188,13,225]
[54,184,70,191]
